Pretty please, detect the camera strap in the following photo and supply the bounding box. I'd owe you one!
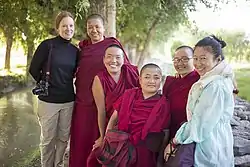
[45,42,53,82]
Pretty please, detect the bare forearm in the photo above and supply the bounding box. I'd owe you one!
[98,111,106,138]
[106,118,117,131]
[106,111,118,132]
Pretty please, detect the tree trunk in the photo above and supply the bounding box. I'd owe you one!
[127,44,137,65]
[247,54,250,61]
[4,31,14,71]
[106,0,116,37]
[136,13,162,68]
[89,0,108,36]
[25,40,34,82]
[89,0,106,20]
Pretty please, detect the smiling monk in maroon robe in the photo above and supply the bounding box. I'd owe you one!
[69,14,130,167]
[163,46,200,139]
[86,45,139,167]
[95,63,171,167]
[95,45,139,129]
[97,64,139,123]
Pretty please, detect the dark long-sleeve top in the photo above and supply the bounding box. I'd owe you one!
[29,36,79,103]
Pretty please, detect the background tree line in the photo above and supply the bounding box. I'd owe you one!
[171,28,250,63]
[0,0,247,79]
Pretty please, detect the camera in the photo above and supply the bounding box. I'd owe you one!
[32,80,49,96]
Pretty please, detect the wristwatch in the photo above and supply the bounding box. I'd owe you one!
[233,89,239,94]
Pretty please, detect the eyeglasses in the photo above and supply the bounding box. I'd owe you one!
[172,57,192,63]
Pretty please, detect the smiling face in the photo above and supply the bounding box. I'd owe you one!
[87,18,105,43]
[103,46,124,75]
[57,16,74,40]
[139,67,162,94]
[173,47,194,77]
[193,46,220,76]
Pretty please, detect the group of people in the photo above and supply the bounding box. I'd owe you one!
[29,10,237,167]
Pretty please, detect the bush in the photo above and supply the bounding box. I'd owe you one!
[0,74,27,96]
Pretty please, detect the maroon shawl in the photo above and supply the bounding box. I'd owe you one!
[70,37,131,167]
[95,130,136,167]
[95,88,171,167]
[114,88,171,145]
[162,70,200,138]
[97,64,139,122]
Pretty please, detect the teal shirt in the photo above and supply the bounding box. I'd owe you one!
[175,75,234,167]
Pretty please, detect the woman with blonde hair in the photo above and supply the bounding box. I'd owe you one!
[29,11,78,167]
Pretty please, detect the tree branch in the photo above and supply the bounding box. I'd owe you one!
[136,12,163,67]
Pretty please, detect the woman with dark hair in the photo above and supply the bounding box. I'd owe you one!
[29,11,78,167]
[164,35,235,166]
[69,14,131,167]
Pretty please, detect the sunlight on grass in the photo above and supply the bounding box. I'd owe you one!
[0,47,26,72]
[235,68,250,101]
[13,148,40,167]
[0,68,26,76]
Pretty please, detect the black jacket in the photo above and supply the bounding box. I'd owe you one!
[29,36,79,103]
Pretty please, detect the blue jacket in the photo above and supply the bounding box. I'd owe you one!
[175,62,235,167]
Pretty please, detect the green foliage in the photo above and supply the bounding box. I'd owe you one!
[0,0,245,66]
[117,0,186,45]
[235,68,250,101]
[170,40,184,56]
[0,0,20,33]
[170,26,250,63]
[114,0,239,65]
[17,1,49,50]
[74,0,90,39]
[116,0,221,46]
[0,0,51,54]
[216,31,250,62]
[0,0,89,49]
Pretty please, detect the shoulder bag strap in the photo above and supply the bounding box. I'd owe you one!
[45,42,53,82]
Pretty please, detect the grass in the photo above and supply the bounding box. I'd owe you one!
[0,67,26,76]
[235,68,250,101]
[13,148,40,167]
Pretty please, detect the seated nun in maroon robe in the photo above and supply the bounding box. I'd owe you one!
[69,14,130,167]
[86,44,139,167]
[95,63,171,167]
[162,46,200,139]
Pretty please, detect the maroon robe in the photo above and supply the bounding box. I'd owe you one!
[70,37,131,167]
[86,64,139,167]
[162,70,200,139]
[114,88,171,167]
[98,64,139,123]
